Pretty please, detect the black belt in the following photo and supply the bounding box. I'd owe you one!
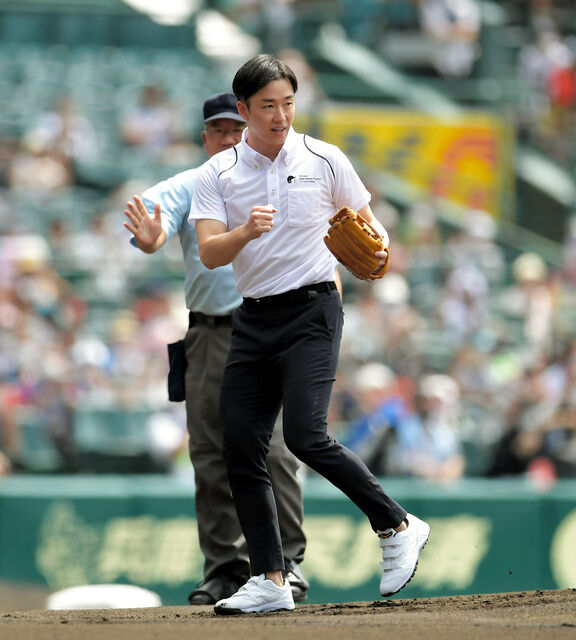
[243,281,337,308]
[189,311,233,328]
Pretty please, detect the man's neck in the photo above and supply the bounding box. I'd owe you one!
[245,136,283,161]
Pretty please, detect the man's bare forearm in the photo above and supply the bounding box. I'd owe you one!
[197,223,252,269]
[197,207,274,269]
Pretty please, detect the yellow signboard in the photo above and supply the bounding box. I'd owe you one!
[298,108,512,218]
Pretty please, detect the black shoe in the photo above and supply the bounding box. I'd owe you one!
[285,561,309,603]
[188,574,244,605]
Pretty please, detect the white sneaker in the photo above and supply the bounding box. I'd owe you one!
[378,513,430,597]
[214,574,295,615]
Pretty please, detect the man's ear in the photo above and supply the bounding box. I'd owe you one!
[201,130,207,151]
[237,100,249,121]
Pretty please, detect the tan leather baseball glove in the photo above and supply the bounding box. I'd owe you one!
[324,206,390,281]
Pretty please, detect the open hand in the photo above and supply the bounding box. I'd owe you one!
[123,195,163,253]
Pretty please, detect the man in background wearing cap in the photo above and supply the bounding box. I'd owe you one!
[123,93,309,605]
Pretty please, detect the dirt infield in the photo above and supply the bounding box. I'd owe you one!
[1,586,575,640]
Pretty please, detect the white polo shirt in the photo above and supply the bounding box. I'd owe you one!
[188,127,371,298]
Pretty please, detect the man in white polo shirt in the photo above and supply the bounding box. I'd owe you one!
[123,92,309,606]
[189,55,430,615]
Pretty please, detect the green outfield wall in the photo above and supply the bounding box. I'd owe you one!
[0,476,574,606]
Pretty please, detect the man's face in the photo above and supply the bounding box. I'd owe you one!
[202,118,246,157]
[237,78,295,157]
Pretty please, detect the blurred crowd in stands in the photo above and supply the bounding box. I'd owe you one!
[516,0,576,166]
[0,0,576,484]
[217,0,576,169]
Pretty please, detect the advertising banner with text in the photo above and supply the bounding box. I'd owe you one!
[298,108,513,219]
[0,477,573,605]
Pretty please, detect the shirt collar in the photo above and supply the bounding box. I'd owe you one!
[239,126,297,169]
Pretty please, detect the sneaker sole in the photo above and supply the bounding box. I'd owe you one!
[214,603,295,615]
[380,526,430,598]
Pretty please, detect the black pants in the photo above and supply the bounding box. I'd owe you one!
[220,282,407,576]
[185,313,305,583]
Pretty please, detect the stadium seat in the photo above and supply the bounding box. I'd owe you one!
[74,407,152,456]
[17,416,63,473]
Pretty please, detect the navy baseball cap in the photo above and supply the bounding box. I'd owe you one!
[203,92,245,123]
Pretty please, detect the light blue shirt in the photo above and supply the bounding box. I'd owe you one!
[139,167,242,315]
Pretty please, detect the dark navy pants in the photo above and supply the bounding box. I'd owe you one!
[220,282,407,575]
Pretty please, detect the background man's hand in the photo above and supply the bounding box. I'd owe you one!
[124,195,165,253]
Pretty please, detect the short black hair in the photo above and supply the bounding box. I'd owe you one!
[232,54,298,105]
